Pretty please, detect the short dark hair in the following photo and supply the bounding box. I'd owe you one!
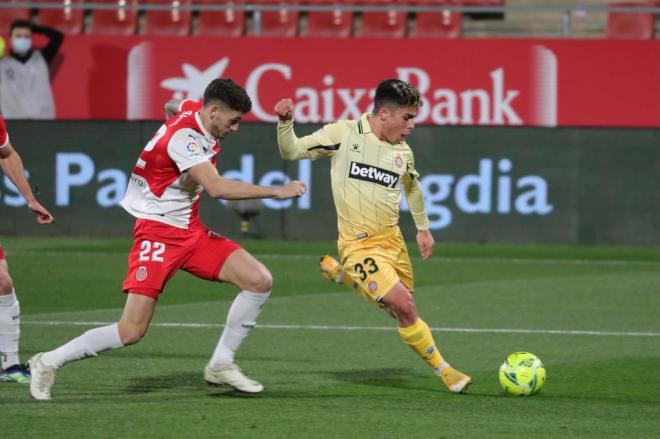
[372,79,422,113]
[203,78,252,114]
[10,19,31,33]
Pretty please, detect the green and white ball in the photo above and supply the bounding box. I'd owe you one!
[499,352,546,396]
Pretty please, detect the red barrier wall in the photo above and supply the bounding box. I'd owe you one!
[48,37,659,127]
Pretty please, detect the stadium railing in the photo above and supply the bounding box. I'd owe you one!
[0,1,659,38]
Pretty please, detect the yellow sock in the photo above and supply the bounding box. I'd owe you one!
[398,318,444,371]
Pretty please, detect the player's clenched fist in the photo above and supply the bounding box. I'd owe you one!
[274,99,294,121]
[275,179,306,199]
[28,200,55,224]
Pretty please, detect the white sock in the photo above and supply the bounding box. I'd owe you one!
[210,290,270,367]
[41,323,124,368]
[0,290,20,369]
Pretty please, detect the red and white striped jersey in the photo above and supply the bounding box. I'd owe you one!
[120,108,219,229]
[0,115,10,148]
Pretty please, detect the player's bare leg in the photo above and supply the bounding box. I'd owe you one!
[117,294,158,345]
[205,249,271,393]
[30,294,154,400]
[0,258,30,383]
[381,283,471,394]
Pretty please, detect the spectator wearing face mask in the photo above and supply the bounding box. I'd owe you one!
[0,20,63,119]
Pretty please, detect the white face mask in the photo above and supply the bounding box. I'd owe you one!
[11,37,31,56]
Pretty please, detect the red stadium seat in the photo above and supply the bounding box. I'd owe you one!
[196,0,245,37]
[142,0,192,36]
[355,0,407,38]
[302,0,353,38]
[410,0,462,38]
[89,0,138,35]
[606,2,655,39]
[0,0,30,34]
[250,0,299,37]
[37,0,84,34]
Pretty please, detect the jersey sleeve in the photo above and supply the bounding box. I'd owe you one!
[402,145,430,230]
[180,99,202,113]
[0,116,9,148]
[167,129,210,172]
[277,119,345,160]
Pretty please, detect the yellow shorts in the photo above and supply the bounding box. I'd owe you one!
[338,227,414,305]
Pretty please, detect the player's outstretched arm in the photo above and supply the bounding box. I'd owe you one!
[0,142,55,224]
[275,98,305,160]
[188,161,306,200]
[275,98,341,161]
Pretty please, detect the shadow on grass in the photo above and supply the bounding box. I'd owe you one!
[327,367,415,389]
[327,367,458,394]
[114,351,209,361]
[125,371,203,394]
[325,367,504,399]
[125,371,289,399]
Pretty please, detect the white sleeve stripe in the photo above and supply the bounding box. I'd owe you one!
[0,134,9,148]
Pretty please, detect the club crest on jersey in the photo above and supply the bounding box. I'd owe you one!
[186,139,201,156]
[136,266,148,282]
[368,281,378,292]
[349,161,400,188]
[394,154,403,168]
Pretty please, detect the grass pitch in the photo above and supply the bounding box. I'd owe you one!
[1,237,659,439]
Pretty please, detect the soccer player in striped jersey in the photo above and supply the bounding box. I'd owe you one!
[0,115,54,383]
[28,79,306,400]
[275,79,471,393]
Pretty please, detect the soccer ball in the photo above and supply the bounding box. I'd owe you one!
[499,352,546,396]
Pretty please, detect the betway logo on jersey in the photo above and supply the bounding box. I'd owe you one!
[348,162,399,188]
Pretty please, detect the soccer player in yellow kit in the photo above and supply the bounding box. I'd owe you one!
[275,79,471,393]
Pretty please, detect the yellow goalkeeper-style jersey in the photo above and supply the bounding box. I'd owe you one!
[277,113,429,243]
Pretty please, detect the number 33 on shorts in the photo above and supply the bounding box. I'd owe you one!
[344,249,415,301]
[354,257,379,281]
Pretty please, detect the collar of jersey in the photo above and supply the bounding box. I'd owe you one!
[360,113,373,134]
[361,112,402,147]
[194,112,215,143]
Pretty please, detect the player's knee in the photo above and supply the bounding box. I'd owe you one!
[245,268,272,293]
[0,273,13,294]
[391,294,417,321]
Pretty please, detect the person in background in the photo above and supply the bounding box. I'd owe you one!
[0,20,63,119]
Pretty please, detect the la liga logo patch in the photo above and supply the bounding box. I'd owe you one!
[186,140,201,155]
